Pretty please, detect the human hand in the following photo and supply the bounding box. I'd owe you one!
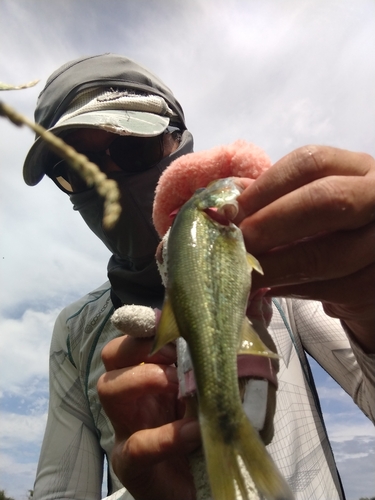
[97,335,200,500]
[235,145,375,353]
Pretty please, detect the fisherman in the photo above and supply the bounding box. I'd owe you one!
[23,53,375,500]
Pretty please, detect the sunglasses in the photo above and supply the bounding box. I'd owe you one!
[47,127,181,194]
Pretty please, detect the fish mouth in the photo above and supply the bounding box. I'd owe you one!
[203,207,231,226]
[167,206,232,226]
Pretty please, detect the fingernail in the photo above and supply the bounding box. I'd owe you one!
[179,420,201,444]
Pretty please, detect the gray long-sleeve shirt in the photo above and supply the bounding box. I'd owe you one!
[33,282,375,500]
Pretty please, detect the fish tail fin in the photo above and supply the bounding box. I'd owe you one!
[200,413,294,500]
[200,415,237,500]
[235,414,294,500]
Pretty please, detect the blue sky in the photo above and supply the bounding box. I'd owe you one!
[0,1,374,499]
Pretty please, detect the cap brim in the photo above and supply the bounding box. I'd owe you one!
[23,110,170,186]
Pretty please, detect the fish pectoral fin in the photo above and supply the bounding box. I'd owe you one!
[239,318,279,359]
[150,296,180,355]
[246,252,263,275]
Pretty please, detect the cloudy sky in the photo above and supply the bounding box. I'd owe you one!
[0,1,374,499]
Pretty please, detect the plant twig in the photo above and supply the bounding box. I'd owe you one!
[0,100,121,229]
[0,80,39,90]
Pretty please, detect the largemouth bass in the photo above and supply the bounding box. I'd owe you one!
[153,178,293,500]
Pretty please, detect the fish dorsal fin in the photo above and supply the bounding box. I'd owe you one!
[239,318,279,359]
[246,252,264,275]
[151,295,180,355]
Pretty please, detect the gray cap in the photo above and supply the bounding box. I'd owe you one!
[23,53,186,186]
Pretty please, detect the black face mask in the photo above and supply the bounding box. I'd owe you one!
[71,166,162,268]
[70,130,194,308]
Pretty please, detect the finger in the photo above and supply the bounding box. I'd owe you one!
[267,267,375,355]
[251,223,375,289]
[98,363,180,438]
[240,175,375,254]
[112,419,200,500]
[233,177,254,191]
[101,335,177,371]
[98,363,179,404]
[236,146,375,220]
[116,418,201,470]
[265,263,375,317]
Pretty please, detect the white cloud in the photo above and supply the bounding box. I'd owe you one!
[0,411,47,499]
[316,384,351,402]
[325,416,375,444]
[311,362,375,499]
[331,438,375,500]
[0,451,39,500]
[282,99,333,141]
[0,411,47,449]
[0,308,58,396]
